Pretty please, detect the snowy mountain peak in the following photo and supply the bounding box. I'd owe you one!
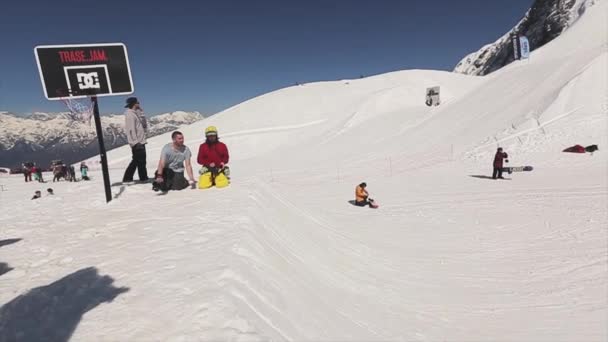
[0,111,206,168]
[454,0,601,76]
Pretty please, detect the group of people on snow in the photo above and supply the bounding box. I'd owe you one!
[22,161,89,183]
[350,148,510,208]
[119,97,514,203]
[122,97,230,192]
[22,162,44,183]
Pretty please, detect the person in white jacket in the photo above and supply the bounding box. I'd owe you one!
[122,97,149,183]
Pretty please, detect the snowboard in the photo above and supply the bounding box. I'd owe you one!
[502,166,533,174]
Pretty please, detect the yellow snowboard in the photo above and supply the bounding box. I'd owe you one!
[198,171,230,189]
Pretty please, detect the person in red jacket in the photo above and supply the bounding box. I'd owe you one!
[492,147,509,179]
[197,126,230,177]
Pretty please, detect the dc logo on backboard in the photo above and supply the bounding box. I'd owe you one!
[76,72,101,90]
[64,65,111,95]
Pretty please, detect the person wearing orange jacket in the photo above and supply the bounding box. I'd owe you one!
[355,182,377,208]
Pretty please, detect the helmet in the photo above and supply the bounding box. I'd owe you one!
[205,126,218,136]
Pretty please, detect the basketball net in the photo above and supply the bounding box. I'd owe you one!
[57,90,94,126]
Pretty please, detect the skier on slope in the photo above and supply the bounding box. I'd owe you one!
[196,126,230,188]
[492,147,509,179]
[355,182,378,208]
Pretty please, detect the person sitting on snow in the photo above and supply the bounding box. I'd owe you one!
[197,126,230,187]
[153,131,196,192]
[355,182,376,208]
[31,190,41,200]
[47,188,54,196]
[492,147,509,179]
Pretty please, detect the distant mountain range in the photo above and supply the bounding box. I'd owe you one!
[454,0,598,75]
[0,111,206,169]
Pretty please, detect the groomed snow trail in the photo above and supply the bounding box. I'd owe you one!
[1,155,606,341]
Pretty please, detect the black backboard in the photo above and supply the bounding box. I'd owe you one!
[35,43,134,100]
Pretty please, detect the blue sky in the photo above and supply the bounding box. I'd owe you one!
[0,0,532,116]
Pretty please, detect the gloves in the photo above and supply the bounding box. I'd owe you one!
[199,166,209,175]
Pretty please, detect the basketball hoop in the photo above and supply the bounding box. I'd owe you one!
[56,89,94,125]
[35,43,134,203]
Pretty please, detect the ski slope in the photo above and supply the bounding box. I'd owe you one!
[1,2,606,341]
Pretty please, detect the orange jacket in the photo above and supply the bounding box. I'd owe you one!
[355,186,368,202]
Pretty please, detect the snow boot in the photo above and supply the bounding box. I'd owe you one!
[198,172,213,189]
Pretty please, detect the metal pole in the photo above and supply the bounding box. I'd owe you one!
[91,96,112,203]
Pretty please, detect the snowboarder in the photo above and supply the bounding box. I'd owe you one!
[80,162,89,181]
[492,147,509,179]
[355,182,378,208]
[31,190,41,200]
[197,126,230,189]
[153,131,196,192]
[122,97,149,183]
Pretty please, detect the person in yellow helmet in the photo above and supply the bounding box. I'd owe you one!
[197,126,230,175]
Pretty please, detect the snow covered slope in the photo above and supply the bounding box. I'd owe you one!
[454,0,601,75]
[1,1,606,341]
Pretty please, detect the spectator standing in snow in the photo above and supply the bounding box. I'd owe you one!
[492,147,509,179]
[36,166,44,183]
[23,163,32,182]
[70,165,77,181]
[52,164,63,182]
[31,165,38,182]
[122,97,149,183]
[80,162,90,181]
